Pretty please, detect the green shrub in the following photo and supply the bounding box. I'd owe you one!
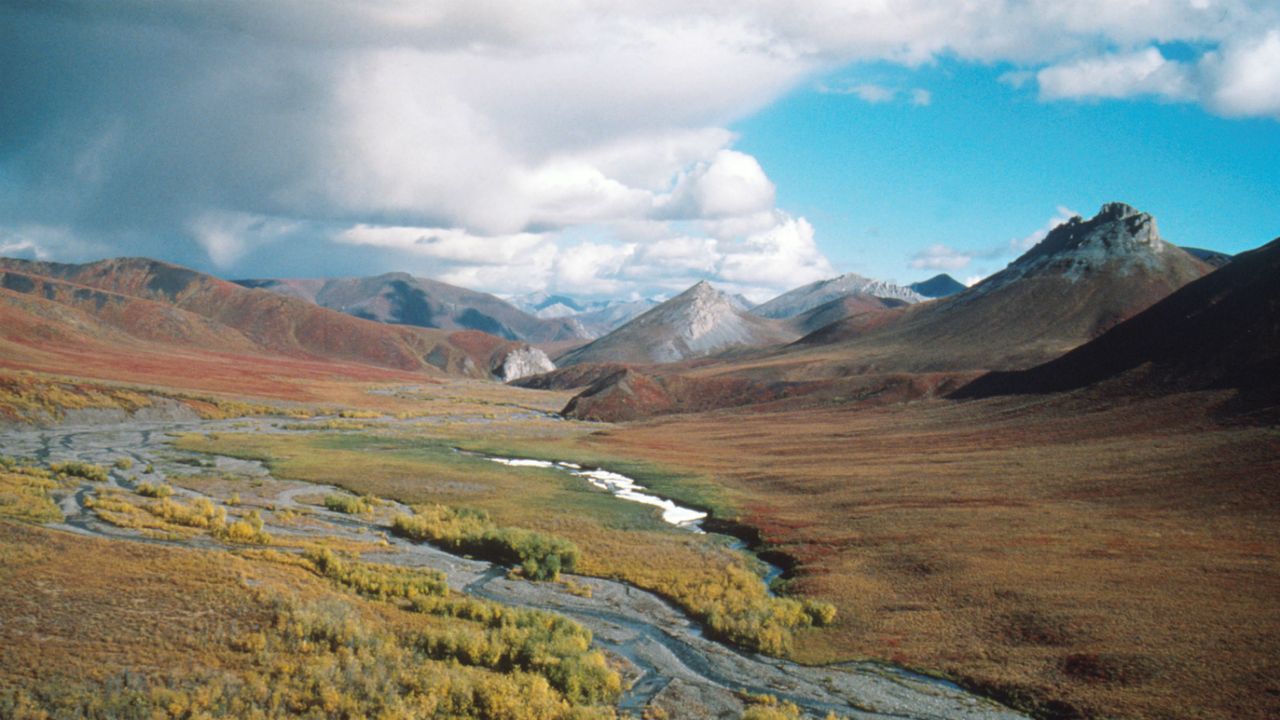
[50,461,108,483]
[392,505,580,581]
[135,481,173,498]
[114,458,133,470]
[213,510,271,545]
[323,493,372,515]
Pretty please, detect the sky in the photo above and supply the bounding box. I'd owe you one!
[2,1,1278,302]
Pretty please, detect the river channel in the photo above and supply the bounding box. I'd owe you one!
[0,415,1029,719]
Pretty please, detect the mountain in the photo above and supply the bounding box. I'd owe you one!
[752,273,924,319]
[786,295,909,336]
[556,281,798,366]
[1181,246,1233,268]
[0,257,550,390]
[909,273,966,298]
[572,298,661,338]
[238,273,588,343]
[791,202,1213,372]
[510,292,588,319]
[952,236,1280,403]
[554,203,1218,422]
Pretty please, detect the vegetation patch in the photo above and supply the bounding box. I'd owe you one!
[393,504,581,581]
[0,457,62,523]
[134,481,173,498]
[49,461,108,483]
[88,490,270,544]
[323,492,374,515]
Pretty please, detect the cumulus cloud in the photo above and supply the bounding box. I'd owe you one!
[717,213,835,290]
[1037,48,1193,101]
[1,1,1277,300]
[1202,30,1280,117]
[910,244,972,271]
[1033,32,1280,118]
[659,150,776,220]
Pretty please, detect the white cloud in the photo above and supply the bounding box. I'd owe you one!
[1037,48,1193,102]
[659,150,777,220]
[336,225,549,265]
[1203,30,1280,117]
[0,225,98,263]
[1032,32,1280,119]
[910,244,972,271]
[188,212,299,268]
[717,212,835,288]
[846,83,896,103]
[4,1,1279,302]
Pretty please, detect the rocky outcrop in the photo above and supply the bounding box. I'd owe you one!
[494,345,556,382]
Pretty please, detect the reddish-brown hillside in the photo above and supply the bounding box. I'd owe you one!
[953,236,1280,406]
[788,203,1211,373]
[0,257,538,397]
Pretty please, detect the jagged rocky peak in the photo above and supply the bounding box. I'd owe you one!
[987,202,1177,290]
[1017,202,1164,269]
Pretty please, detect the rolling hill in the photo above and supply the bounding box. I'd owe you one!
[0,258,550,397]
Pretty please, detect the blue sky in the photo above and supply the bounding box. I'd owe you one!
[2,2,1278,301]
[735,59,1280,285]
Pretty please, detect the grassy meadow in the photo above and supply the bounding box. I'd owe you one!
[582,389,1280,719]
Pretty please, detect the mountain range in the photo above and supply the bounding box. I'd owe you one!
[0,201,1266,419]
[0,257,553,398]
[238,273,588,343]
[545,202,1230,420]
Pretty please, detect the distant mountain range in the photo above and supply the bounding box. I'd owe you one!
[788,202,1214,372]
[0,201,1258,417]
[237,273,588,344]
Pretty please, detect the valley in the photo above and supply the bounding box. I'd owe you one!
[1,407,1026,720]
[1,205,1276,720]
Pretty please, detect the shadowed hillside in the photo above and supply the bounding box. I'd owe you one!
[953,237,1280,406]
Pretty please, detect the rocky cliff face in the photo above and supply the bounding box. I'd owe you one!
[494,346,556,382]
[977,203,1177,292]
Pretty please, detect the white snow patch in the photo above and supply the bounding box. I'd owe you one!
[489,456,707,529]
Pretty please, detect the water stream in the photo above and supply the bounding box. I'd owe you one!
[0,417,1029,719]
